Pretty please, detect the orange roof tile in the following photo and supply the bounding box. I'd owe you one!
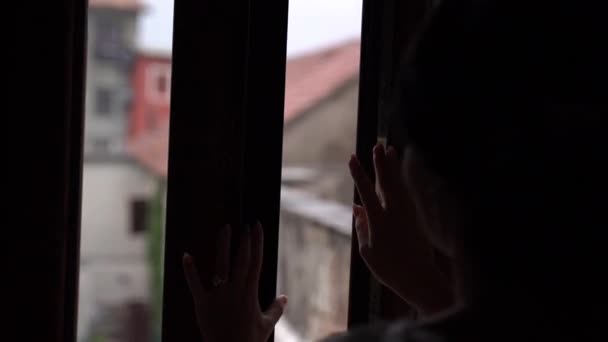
[128,40,361,177]
[284,40,360,123]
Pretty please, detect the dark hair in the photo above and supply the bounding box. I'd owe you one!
[401,0,607,329]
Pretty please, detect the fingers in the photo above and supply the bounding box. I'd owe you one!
[349,154,383,223]
[353,204,370,247]
[263,295,288,330]
[354,205,372,263]
[247,221,264,295]
[373,143,390,207]
[379,145,408,210]
[214,225,232,283]
[183,253,207,309]
[234,225,252,284]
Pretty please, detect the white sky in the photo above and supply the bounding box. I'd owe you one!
[137,0,362,57]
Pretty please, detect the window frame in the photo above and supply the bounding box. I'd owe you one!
[348,0,432,325]
[159,0,289,340]
[8,0,432,340]
[7,0,87,341]
[160,0,432,337]
[130,198,150,234]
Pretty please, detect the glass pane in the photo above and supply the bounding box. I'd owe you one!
[277,1,362,341]
[78,1,173,341]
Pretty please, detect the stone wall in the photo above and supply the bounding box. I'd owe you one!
[278,187,353,341]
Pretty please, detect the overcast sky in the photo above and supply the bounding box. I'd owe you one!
[137,0,362,57]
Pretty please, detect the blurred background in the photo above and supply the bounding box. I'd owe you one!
[78,0,362,341]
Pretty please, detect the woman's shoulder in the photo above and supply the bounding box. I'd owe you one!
[321,320,444,342]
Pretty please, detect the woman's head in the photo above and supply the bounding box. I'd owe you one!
[399,0,607,317]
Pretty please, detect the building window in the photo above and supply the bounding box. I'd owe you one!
[94,16,132,65]
[145,64,172,104]
[96,87,112,115]
[131,199,149,234]
[157,74,168,94]
[93,138,110,153]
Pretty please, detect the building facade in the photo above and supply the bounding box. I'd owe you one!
[79,1,157,341]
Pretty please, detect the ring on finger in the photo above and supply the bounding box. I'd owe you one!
[212,275,227,287]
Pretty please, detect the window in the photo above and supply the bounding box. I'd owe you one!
[130,199,149,234]
[278,2,362,339]
[93,138,110,153]
[79,2,173,342]
[20,0,419,341]
[96,87,112,115]
[157,74,168,94]
[94,16,131,64]
[145,63,172,104]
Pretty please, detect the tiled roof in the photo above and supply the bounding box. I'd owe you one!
[127,40,361,177]
[284,40,360,123]
[89,0,143,11]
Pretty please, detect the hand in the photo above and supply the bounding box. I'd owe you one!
[349,144,453,315]
[183,222,287,342]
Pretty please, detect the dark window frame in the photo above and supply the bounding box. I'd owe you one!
[349,0,432,328]
[160,0,289,340]
[9,0,431,340]
[131,198,149,234]
[7,0,87,341]
[348,0,432,324]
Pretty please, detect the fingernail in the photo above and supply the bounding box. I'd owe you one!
[278,295,288,306]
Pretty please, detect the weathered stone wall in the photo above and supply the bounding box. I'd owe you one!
[278,187,352,341]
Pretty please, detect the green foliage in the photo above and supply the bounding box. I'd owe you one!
[146,180,167,342]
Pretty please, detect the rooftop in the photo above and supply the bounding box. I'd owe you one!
[89,0,143,11]
[127,40,361,177]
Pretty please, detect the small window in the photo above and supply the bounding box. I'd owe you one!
[145,64,171,104]
[130,199,149,234]
[96,88,112,115]
[94,17,130,64]
[93,138,110,153]
[157,74,168,94]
